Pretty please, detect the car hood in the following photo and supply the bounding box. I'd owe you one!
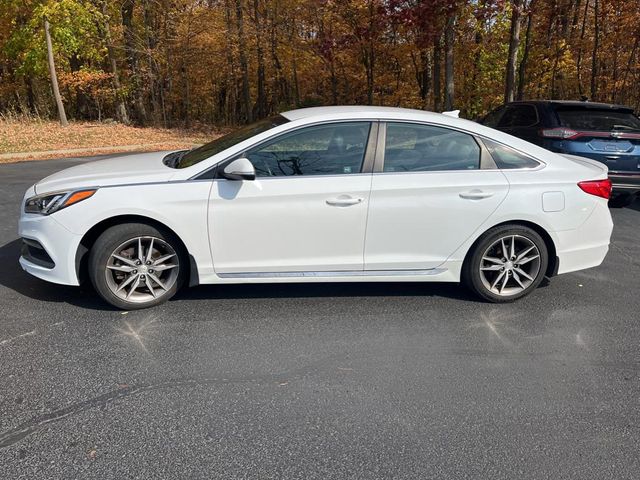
[34,151,179,194]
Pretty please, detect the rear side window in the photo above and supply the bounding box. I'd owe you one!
[383,123,480,172]
[497,105,538,128]
[555,107,640,131]
[482,138,540,169]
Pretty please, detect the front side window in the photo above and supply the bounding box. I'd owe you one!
[482,107,506,128]
[497,105,538,128]
[383,123,480,172]
[245,122,371,177]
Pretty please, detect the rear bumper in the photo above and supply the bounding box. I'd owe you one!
[554,200,613,275]
[609,172,640,195]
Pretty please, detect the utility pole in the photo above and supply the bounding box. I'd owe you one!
[44,18,68,126]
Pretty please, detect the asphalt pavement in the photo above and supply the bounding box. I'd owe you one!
[1,157,639,479]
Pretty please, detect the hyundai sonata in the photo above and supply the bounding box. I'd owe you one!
[19,106,613,309]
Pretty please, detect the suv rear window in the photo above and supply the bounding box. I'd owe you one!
[555,107,640,132]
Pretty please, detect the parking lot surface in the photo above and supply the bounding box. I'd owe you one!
[1,157,639,479]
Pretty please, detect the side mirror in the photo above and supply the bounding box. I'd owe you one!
[222,158,256,181]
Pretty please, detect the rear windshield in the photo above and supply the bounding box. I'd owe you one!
[555,107,640,132]
[172,114,290,168]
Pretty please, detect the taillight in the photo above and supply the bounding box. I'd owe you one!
[578,179,612,199]
[540,127,579,139]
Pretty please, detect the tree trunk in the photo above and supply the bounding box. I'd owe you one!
[235,0,252,122]
[620,37,639,105]
[102,2,129,124]
[143,0,161,123]
[569,0,582,43]
[122,0,147,123]
[576,0,589,96]
[364,0,376,105]
[505,0,523,103]
[292,51,300,106]
[433,33,442,112]
[411,49,431,109]
[223,0,238,123]
[444,14,455,111]
[590,0,600,100]
[517,3,534,101]
[252,0,267,118]
[44,19,68,126]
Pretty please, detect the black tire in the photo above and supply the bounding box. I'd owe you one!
[462,224,548,303]
[88,223,187,310]
[608,193,634,208]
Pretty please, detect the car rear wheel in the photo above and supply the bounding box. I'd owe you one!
[463,225,548,303]
[88,223,186,310]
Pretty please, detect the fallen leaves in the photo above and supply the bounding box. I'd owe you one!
[0,119,222,163]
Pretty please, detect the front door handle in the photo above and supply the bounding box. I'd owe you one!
[459,189,494,200]
[326,196,363,206]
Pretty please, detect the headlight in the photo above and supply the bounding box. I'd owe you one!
[24,189,97,215]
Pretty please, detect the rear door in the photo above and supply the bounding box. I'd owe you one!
[364,122,509,271]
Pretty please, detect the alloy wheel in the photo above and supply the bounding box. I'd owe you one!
[478,234,541,297]
[105,236,180,303]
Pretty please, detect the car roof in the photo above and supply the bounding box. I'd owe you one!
[506,100,634,111]
[281,105,447,122]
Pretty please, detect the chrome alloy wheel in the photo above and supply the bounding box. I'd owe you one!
[478,235,541,297]
[105,236,180,303]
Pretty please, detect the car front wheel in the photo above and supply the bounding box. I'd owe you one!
[463,225,548,303]
[88,223,186,310]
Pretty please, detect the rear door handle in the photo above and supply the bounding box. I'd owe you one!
[459,189,494,200]
[326,196,363,206]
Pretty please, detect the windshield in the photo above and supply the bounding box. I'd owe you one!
[172,115,290,168]
[555,107,640,132]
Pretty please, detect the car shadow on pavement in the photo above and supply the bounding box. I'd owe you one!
[0,238,115,311]
[1,237,476,309]
[628,198,640,212]
[175,279,477,303]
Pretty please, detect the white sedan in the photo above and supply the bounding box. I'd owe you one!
[19,106,613,309]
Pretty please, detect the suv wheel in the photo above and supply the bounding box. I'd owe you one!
[609,193,634,208]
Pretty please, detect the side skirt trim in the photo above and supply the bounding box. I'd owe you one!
[217,268,447,279]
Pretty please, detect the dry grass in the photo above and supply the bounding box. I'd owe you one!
[0,117,221,163]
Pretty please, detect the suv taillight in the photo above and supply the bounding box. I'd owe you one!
[578,179,612,199]
[540,127,579,139]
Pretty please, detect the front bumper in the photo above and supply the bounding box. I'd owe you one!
[18,211,83,286]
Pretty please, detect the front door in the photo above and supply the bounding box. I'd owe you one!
[209,121,375,275]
